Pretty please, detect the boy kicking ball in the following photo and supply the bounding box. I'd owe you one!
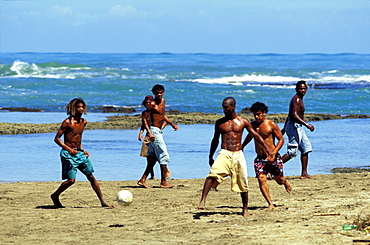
[51,98,113,208]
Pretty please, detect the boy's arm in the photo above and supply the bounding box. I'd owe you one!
[138,112,146,141]
[54,119,78,156]
[242,133,253,150]
[142,110,154,141]
[271,121,284,155]
[163,115,178,131]
[209,122,221,166]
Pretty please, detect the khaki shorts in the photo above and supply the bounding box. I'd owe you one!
[207,149,249,192]
[140,136,151,157]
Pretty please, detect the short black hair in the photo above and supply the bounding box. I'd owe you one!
[296,80,308,89]
[250,102,269,113]
[151,84,165,93]
[223,97,236,107]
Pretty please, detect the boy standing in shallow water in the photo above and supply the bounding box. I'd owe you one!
[243,102,292,210]
[51,98,113,208]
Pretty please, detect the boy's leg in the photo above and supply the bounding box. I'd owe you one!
[138,156,156,188]
[86,174,113,208]
[51,179,75,208]
[257,175,274,210]
[197,178,215,209]
[240,191,250,217]
[300,153,313,179]
[160,164,174,188]
[274,176,292,192]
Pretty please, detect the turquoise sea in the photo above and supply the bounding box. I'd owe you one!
[0,53,369,182]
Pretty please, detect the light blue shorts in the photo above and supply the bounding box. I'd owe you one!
[147,126,170,165]
[286,121,312,158]
[60,149,94,180]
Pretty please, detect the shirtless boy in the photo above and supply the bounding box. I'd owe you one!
[243,102,292,210]
[197,97,273,217]
[137,95,157,188]
[281,80,315,179]
[142,84,178,188]
[51,98,113,208]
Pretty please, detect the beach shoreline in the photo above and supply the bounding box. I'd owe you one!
[1,173,370,244]
[0,111,369,135]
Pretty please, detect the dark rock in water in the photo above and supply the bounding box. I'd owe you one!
[241,107,251,114]
[96,106,136,113]
[331,166,370,173]
[0,107,42,112]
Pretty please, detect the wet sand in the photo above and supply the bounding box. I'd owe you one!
[1,173,370,244]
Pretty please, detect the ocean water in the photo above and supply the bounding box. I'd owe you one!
[0,118,369,183]
[1,53,369,114]
[0,53,369,182]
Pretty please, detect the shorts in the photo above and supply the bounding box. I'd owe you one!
[286,121,312,158]
[254,154,284,177]
[147,126,170,165]
[140,135,151,157]
[207,149,248,193]
[60,149,94,180]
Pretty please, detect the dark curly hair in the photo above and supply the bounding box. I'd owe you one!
[250,102,269,113]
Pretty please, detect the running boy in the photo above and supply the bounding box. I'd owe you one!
[243,102,292,210]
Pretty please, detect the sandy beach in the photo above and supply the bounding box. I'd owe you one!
[1,173,370,244]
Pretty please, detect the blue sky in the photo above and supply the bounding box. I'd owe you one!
[1,0,370,54]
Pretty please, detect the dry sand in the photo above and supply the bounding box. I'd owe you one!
[1,173,370,244]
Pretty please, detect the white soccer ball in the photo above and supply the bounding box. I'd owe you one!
[116,190,133,206]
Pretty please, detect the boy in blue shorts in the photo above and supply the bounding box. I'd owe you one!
[51,98,113,208]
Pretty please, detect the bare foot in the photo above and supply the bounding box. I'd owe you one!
[102,202,114,208]
[284,181,293,193]
[51,193,65,208]
[160,183,174,188]
[299,175,313,179]
[266,204,275,210]
[148,175,155,180]
[242,211,251,217]
[197,200,205,209]
[137,181,151,188]
[166,171,171,179]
